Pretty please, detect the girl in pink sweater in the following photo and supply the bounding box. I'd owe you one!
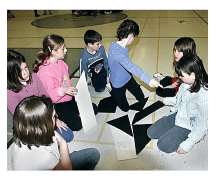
[7,50,73,142]
[33,34,97,131]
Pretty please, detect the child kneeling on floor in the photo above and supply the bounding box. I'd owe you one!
[79,30,110,93]
[147,54,208,154]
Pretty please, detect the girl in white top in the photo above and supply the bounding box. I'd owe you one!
[12,95,100,170]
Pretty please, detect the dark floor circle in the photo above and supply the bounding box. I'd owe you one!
[31,13,127,28]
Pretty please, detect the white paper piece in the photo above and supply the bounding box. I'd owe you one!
[75,71,97,133]
[134,114,153,125]
[110,125,137,161]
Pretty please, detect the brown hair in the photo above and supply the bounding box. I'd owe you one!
[32,34,64,72]
[7,50,32,92]
[13,95,55,150]
[173,37,197,66]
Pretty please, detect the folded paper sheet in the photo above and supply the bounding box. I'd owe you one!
[110,123,137,161]
[75,71,97,133]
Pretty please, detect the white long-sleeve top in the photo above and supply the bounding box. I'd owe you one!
[163,83,208,152]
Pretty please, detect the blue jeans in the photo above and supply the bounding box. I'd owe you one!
[147,113,191,153]
[56,127,74,143]
[69,148,100,170]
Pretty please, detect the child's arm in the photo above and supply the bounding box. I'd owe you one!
[53,131,72,170]
[38,72,67,103]
[102,47,110,77]
[116,51,152,85]
[80,57,89,80]
[179,99,208,152]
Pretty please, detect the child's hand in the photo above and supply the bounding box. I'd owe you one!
[55,118,68,133]
[149,79,163,88]
[106,77,110,84]
[63,86,78,96]
[176,146,186,154]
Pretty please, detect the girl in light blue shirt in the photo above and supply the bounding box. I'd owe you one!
[147,54,208,154]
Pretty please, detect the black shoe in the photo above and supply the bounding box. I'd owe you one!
[35,14,40,17]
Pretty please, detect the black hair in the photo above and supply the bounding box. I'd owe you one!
[116,19,139,40]
[175,54,208,93]
[84,30,102,45]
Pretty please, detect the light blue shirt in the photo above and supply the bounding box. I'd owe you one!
[108,42,152,88]
[163,83,208,152]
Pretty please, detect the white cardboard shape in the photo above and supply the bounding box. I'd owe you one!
[75,71,97,133]
[110,125,137,161]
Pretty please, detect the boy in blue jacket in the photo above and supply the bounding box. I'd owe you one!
[79,30,110,92]
[108,19,162,112]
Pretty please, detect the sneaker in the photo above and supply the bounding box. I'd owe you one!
[153,72,164,82]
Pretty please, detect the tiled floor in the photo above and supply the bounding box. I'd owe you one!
[7,10,208,170]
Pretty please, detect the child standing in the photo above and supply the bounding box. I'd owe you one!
[12,95,100,170]
[7,50,73,142]
[33,34,98,132]
[80,30,110,92]
[147,54,208,154]
[154,37,197,97]
[108,19,162,112]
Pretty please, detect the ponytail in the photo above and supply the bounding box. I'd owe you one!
[32,51,46,73]
[32,34,65,72]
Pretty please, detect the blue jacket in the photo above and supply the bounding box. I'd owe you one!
[108,42,152,88]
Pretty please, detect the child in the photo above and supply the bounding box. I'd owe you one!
[147,54,208,154]
[7,50,73,142]
[80,30,110,92]
[33,34,98,131]
[12,95,100,170]
[108,19,162,112]
[154,37,197,97]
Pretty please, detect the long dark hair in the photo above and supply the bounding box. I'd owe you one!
[13,95,55,150]
[7,50,32,92]
[173,37,197,66]
[175,54,208,93]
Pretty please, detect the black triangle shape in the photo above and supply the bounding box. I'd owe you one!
[98,96,117,113]
[107,115,133,137]
[129,97,149,111]
[132,101,164,125]
[132,124,152,155]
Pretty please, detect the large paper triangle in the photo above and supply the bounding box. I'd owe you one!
[132,101,164,125]
[132,124,152,155]
[129,97,148,111]
[107,115,133,137]
[98,96,117,113]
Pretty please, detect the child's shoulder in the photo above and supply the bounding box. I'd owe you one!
[80,47,89,57]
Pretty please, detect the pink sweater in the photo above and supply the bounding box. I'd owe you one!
[7,73,49,115]
[37,59,72,103]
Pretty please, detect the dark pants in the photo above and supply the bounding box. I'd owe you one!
[91,72,107,92]
[55,97,82,131]
[55,97,98,131]
[110,77,145,112]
